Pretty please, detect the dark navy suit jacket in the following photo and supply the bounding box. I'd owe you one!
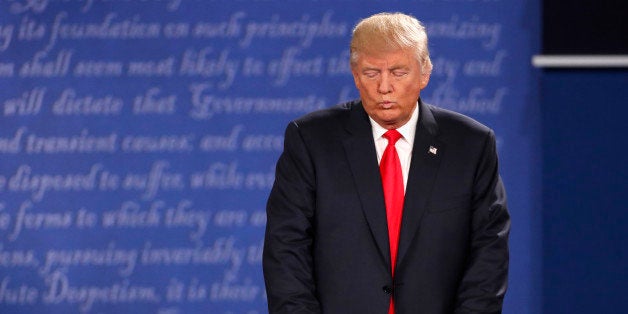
[263,99,510,313]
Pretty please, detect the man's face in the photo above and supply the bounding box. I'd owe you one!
[351,48,429,129]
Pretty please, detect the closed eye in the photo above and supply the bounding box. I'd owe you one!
[363,70,379,78]
[392,70,408,77]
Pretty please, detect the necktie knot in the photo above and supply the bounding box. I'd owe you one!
[383,129,402,145]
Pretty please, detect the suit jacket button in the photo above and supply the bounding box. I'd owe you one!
[382,285,393,295]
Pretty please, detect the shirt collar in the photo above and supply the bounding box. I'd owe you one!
[369,102,419,145]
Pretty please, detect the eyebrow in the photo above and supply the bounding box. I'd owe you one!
[389,65,409,71]
[361,65,409,71]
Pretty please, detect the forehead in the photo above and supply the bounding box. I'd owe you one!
[355,48,418,69]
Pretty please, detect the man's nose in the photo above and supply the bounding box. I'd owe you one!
[377,74,393,94]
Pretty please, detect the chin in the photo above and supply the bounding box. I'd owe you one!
[376,118,400,128]
[378,112,400,122]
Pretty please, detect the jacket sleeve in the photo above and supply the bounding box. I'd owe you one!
[455,130,511,314]
[263,122,321,314]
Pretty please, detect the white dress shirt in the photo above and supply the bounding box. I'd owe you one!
[369,103,419,192]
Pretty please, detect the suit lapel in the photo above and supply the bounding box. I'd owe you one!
[342,102,391,268]
[397,101,444,268]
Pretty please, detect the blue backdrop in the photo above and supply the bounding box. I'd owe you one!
[0,1,540,313]
[541,69,628,314]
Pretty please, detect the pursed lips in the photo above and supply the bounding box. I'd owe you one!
[378,100,395,109]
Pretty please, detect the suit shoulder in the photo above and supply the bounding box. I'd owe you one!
[291,99,358,130]
[428,104,493,136]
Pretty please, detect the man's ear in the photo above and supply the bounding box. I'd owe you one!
[420,72,431,89]
[351,68,361,89]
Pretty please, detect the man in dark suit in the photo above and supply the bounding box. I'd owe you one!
[263,12,510,314]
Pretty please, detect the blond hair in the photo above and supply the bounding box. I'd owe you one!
[350,12,433,75]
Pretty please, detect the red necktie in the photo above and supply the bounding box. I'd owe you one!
[380,130,404,314]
